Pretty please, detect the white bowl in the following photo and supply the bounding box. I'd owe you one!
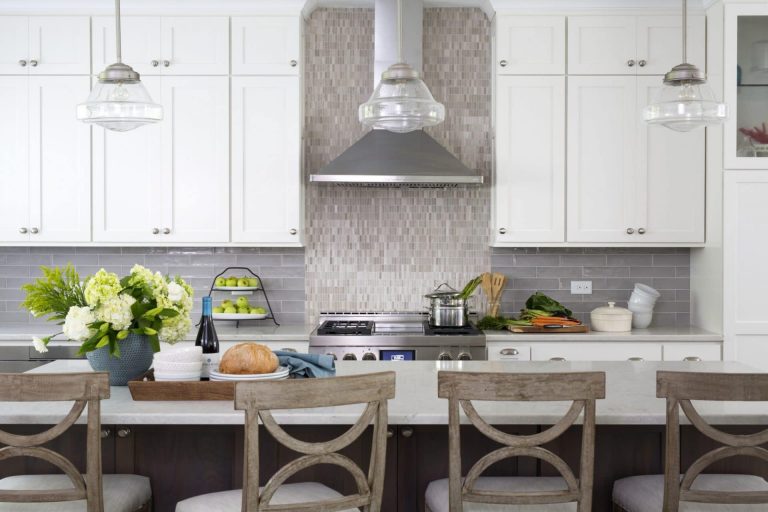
[153,360,203,373]
[154,346,203,363]
[628,302,654,313]
[633,283,661,302]
[154,372,202,381]
[631,311,653,329]
[629,293,657,308]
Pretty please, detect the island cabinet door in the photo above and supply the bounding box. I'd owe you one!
[232,16,301,76]
[231,76,302,245]
[0,76,30,242]
[494,75,565,244]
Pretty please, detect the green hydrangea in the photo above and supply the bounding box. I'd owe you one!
[84,269,122,307]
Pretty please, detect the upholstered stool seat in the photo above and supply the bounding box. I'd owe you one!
[176,482,357,512]
[426,476,577,511]
[613,474,768,512]
[0,474,151,512]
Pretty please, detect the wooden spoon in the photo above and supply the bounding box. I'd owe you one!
[480,273,493,302]
[490,273,507,317]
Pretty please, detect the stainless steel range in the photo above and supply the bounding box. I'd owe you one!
[309,312,486,361]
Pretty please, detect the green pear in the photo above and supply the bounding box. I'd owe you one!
[221,299,233,309]
[224,306,237,314]
[237,306,250,314]
[215,277,227,287]
[212,306,224,314]
[236,296,250,309]
[225,277,238,287]
[237,278,250,287]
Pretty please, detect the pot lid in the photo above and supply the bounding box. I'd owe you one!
[591,302,632,317]
[425,283,462,299]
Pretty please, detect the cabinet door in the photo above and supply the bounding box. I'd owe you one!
[161,17,229,75]
[495,16,565,75]
[531,342,662,361]
[92,16,162,77]
[663,343,722,361]
[231,76,302,244]
[160,76,229,243]
[494,76,564,244]
[568,16,637,74]
[724,171,768,334]
[28,76,91,242]
[232,17,300,75]
[0,77,30,242]
[92,78,164,243]
[567,76,637,243]
[0,17,29,75]
[636,15,706,76]
[635,77,705,243]
[28,17,90,75]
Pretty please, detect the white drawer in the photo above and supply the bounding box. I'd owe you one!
[488,343,532,361]
[663,343,722,362]
[531,342,662,361]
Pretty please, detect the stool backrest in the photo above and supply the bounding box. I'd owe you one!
[438,371,605,512]
[0,372,110,512]
[657,371,768,511]
[234,371,396,512]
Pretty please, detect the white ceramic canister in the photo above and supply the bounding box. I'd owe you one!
[590,302,633,332]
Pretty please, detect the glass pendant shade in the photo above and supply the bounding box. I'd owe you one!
[643,80,728,132]
[359,63,445,133]
[77,78,162,132]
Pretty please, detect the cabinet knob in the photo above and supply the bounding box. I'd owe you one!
[163,60,170,67]
[401,427,414,438]
[117,427,132,438]
[386,429,394,439]
[628,357,645,361]
[627,59,636,67]
[683,356,702,362]
[626,228,635,235]
[500,348,519,356]
[29,60,38,67]
[289,228,297,235]
[18,59,27,67]
[151,60,159,67]
[498,227,507,234]
[162,227,171,235]
[638,228,646,235]
[550,357,567,361]
[499,59,508,67]
[638,60,647,67]
[19,227,28,234]
[101,428,111,439]
[290,60,298,67]
[152,228,160,235]
[30,227,39,234]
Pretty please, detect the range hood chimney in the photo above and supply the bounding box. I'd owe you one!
[309,0,483,188]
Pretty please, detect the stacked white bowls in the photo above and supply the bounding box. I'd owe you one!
[628,283,661,329]
[153,346,203,381]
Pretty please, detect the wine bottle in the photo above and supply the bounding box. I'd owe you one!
[196,296,219,380]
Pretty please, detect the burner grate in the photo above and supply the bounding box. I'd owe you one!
[317,320,375,336]
[423,322,482,336]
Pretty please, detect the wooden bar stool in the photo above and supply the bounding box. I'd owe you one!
[426,371,606,512]
[613,371,768,512]
[0,372,152,512]
[176,371,396,512]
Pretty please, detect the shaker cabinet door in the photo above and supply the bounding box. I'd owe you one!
[494,76,565,244]
[0,77,30,242]
[231,76,302,245]
[161,17,229,75]
[28,17,91,75]
[568,16,637,74]
[636,15,706,76]
[0,17,29,75]
[92,16,162,77]
[495,16,565,75]
[232,17,301,75]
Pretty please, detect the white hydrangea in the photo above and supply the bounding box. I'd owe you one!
[84,269,122,307]
[94,294,136,331]
[32,336,49,354]
[63,306,96,341]
[167,282,184,303]
[159,315,191,343]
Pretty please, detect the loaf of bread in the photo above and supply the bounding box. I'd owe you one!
[219,343,279,374]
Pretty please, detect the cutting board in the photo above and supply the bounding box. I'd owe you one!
[506,325,589,334]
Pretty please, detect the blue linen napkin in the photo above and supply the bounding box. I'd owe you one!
[273,351,336,379]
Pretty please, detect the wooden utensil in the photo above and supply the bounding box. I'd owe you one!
[480,272,493,304]
[490,272,507,317]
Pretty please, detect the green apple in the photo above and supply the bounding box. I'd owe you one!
[247,278,260,288]
[215,277,227,287]
[251,306,267,315]
[224,306,237,314]
[225,277,238,287]
[236,296,250,309]
[212,306,224,314]
[221,299,233,309]
[237,278,250,287]
[237,306,250,314]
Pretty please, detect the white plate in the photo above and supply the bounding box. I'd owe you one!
[213,286,261,292]
[209,366,290,381]
[213,313,269,321]
[154,373,201,381]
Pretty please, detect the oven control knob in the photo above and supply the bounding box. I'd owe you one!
[326,352,337,361]
[342,353,357,361]
[457,352,472,361]
[362,352,377,361]
[437,352,452,361]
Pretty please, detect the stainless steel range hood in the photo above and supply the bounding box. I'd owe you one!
[309,0,483,188]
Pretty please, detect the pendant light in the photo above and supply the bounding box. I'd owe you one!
[77,0,162,132]
[358,0,445,133]
[643,0,726,132]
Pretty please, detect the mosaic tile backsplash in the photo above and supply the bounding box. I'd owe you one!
[0,247,306,325]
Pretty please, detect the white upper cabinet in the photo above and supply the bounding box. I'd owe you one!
[92,16,229,76]
[232,76,302,245]
[0,77,30,242]
[568,15,705,75]
[0,16,89,75]
[495,16,565,75]
[567,76,637,243]
[494,76,565,243]
[232,17,301,75]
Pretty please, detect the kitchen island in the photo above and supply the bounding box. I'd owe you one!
[2,360,766,511]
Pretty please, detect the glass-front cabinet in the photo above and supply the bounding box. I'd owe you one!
[725,4,768,168]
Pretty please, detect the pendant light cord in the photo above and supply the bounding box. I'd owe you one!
[682,0,687,63]
[115,0,122,63]
[397,0,403,63]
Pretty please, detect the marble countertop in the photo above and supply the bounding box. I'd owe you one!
[483,325,722,342]
[1,359,764,427]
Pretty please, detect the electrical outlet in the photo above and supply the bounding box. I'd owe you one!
[571,281,592,295]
